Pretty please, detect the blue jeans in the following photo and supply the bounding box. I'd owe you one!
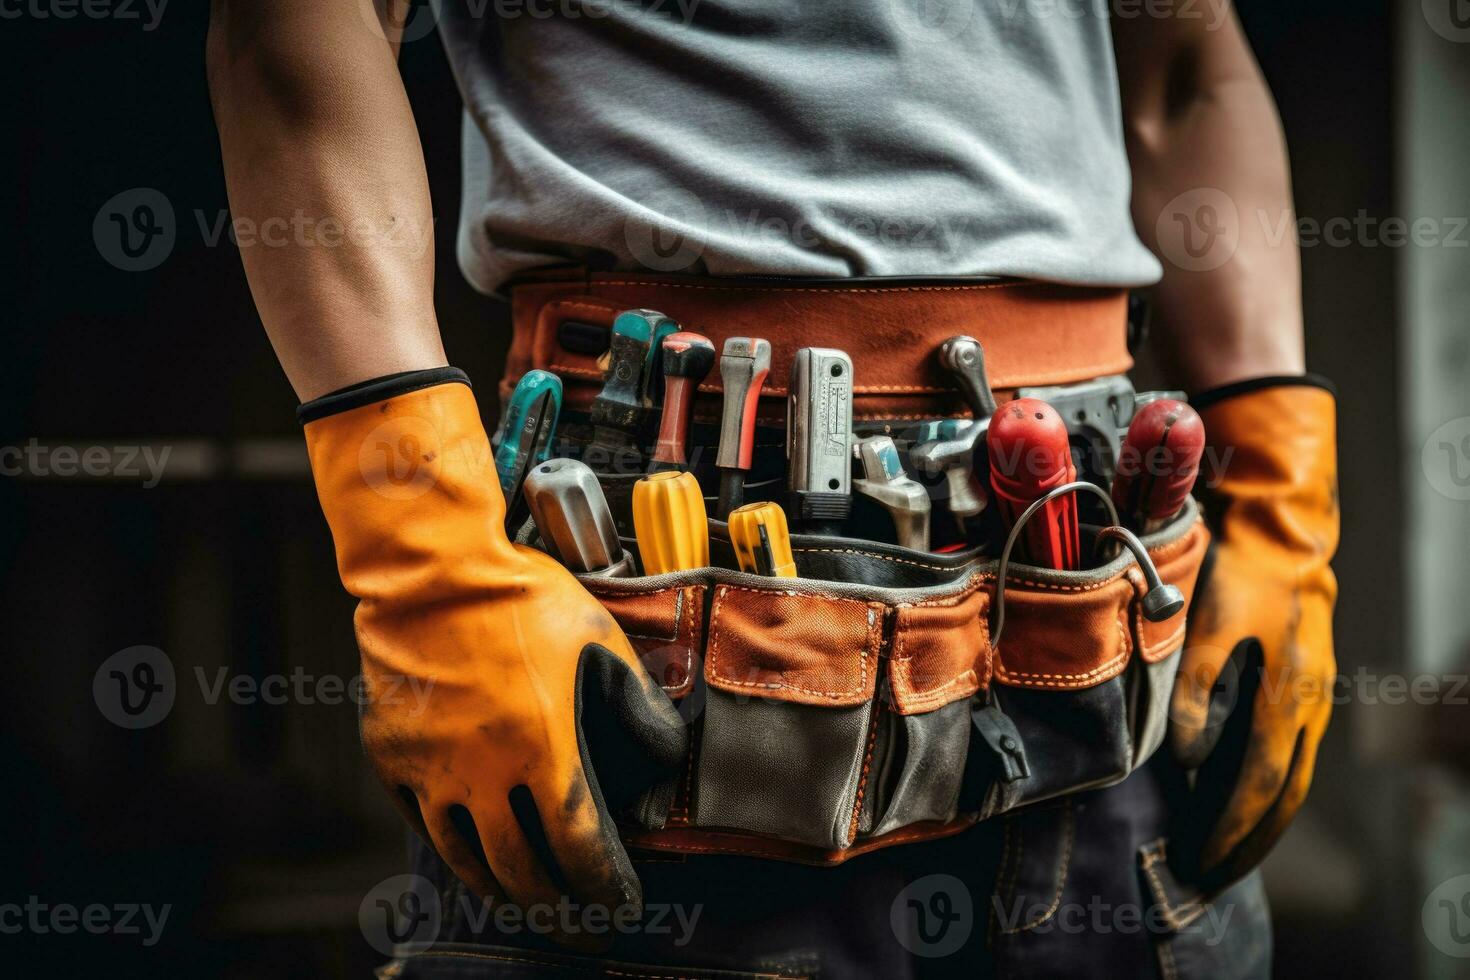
[381,760,1271,978]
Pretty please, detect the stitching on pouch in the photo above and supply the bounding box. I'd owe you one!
[793,546,954,572]
[996,615,1130,686]
[706,586,879,699]
[848,704,883,842]
[975,571,1119,595]
[1141,619,1188,660]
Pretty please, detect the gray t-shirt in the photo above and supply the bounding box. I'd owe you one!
[434,0,1162,294]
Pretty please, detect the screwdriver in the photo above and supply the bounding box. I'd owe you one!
[787,348,854,535]
[1111,399,1205,534]
[588,311,657,474]
[714,337,772,518]
[523,458,634,577]
[494,369,563,532]
[632,470,710,575]
[728,501,798,578]
[650,331,716,472]
[987,398,1080,570]
[853,435,932,551]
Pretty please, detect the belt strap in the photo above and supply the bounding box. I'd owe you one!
[505,272,1132,423]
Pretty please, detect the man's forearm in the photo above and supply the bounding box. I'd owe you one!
[206,0,445,401]
[1115,5,1305,392]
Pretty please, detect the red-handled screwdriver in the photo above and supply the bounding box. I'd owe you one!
[987,398,1081,570]
[1111,399,1205,533]
[650,332,716,472]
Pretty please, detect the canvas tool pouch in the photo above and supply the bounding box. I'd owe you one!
[507,272,1210,865]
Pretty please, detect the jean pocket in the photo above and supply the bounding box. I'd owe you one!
[1137,839,1273,980]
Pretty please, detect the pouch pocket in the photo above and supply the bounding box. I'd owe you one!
[577,501,1210,864]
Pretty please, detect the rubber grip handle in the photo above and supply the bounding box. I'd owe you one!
[987,398,1080,570]
[1111,399,1205,525]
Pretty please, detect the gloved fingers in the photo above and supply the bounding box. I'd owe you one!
[1166,639,1263,884]
[1196,728,1314,889]
[577,643,689,813]
[1171,638,1254,770]
[419,801,509,909]
[535,770,645,918]
[479,789,624,953]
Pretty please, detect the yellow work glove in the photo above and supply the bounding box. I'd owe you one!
[300,369,686,950]
[1167,378,1339,891]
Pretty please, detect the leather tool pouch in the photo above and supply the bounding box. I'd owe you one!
[569,494,1209,865]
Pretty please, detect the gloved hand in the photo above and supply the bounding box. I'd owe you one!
[1166,378,1338,891]
[300,369,686,949]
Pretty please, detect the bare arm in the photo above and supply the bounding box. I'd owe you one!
[1113,1,1305,392]
[206,0,446,401]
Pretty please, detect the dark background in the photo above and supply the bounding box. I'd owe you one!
[2,1,1459,976]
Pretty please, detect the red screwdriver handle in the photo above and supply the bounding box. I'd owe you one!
[652,332,715,468]
[1111,399,1205,531]
[987,398,1081,570]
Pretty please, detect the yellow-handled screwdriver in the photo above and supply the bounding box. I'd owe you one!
[632,470,709,574]
[727,501,798,578]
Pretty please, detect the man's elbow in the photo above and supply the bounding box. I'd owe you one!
[205,1,330,126]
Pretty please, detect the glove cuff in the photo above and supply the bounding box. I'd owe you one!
[297,366,471,424]
[1190,373,1335,412]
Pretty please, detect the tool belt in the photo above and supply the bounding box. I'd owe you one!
[505,269,1134,424]
[506,272,1209,866]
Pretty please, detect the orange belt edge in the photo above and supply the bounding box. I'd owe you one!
[504,272,1132,424]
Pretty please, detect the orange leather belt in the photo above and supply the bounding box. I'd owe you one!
[504,271,1132,424]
